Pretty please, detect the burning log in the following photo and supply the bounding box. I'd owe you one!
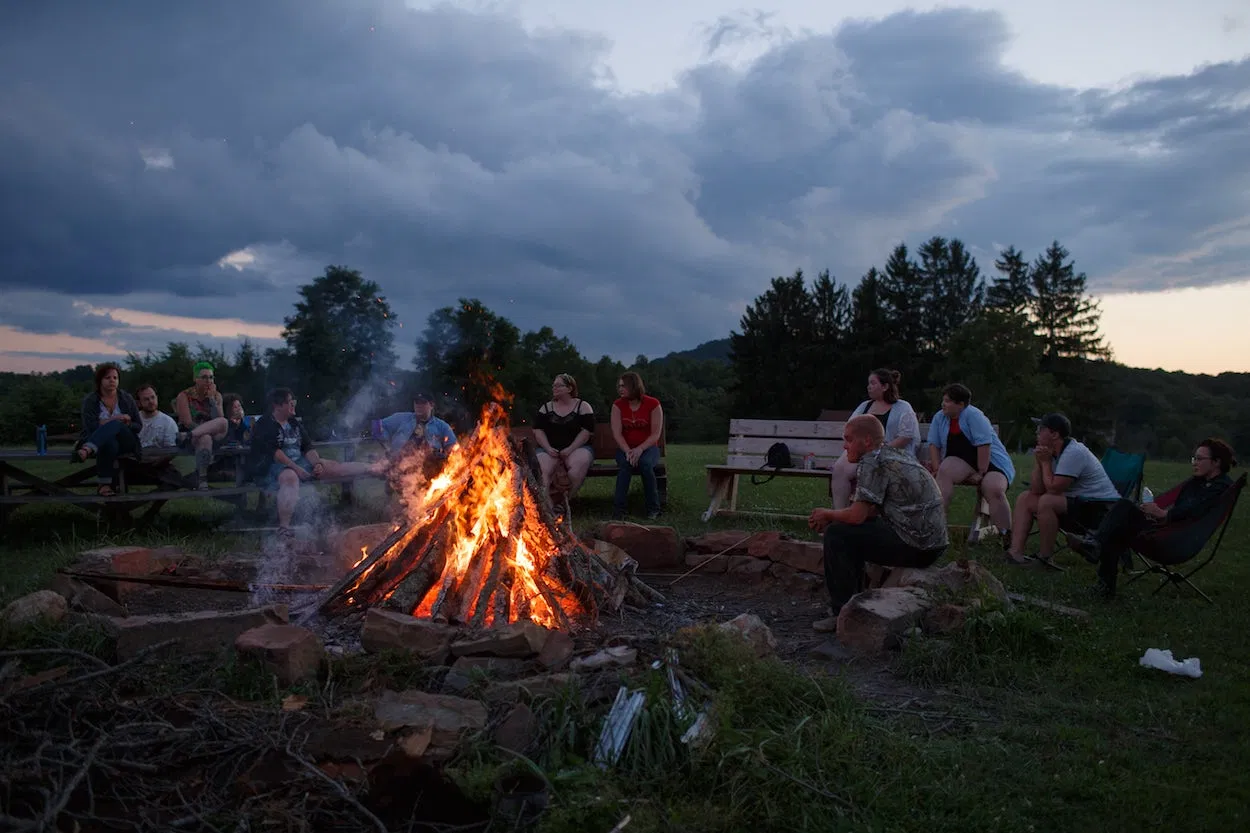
[316,403,657,631]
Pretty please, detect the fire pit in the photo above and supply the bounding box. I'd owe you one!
[310,402,655,631]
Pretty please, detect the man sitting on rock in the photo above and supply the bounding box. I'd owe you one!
[807,414,949,633]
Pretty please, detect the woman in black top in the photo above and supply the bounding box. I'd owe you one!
[74,362,142,496]
[533,373,596,496]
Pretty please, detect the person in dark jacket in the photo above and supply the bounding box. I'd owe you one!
[74,362,142,496]
[1071,437,1237,597]
[248,387,380,537]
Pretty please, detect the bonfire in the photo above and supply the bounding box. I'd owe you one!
[314,402,658,630]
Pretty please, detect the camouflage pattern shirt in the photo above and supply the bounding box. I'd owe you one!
[852,446,949,551]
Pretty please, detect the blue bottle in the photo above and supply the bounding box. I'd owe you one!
[36,424,48,455]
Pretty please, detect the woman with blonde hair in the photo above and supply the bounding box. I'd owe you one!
[533,373,596,497]
[829,368,921,509]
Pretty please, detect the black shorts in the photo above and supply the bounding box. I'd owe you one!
[1065,497,1116,530]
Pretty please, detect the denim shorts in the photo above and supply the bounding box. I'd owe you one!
[259,456,313,491]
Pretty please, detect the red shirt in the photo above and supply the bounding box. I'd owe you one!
[614,395,661,448]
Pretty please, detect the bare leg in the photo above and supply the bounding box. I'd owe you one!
[537,451,557,490]
[564,447,594,495]
[980,471,1012,532]
[318,459,378,479]
[1009,492,1040,557]
[193,417,229,442]
[1036,493,1068,558]
[276,468,300,528]
[829,454,858,509]
[936,457,975,513]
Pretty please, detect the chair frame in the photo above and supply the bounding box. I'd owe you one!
[1121,473,1246,604]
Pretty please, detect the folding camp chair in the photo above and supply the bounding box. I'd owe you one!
[1122,473,1247,604]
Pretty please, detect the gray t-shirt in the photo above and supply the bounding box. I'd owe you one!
[1053,439,1120,500]
[138,410,179,448]
[852,446,949,551]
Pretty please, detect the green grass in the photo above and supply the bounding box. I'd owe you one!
[3,445,1247,830]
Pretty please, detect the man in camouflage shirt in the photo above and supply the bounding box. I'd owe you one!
[808,414,949,632]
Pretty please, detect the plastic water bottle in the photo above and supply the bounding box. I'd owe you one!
[803,452,815,470]
[35,425,47,456]
[1141,485,1154,504]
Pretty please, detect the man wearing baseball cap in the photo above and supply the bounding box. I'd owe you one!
[1005,412,1121,567]
[375,392,457,459]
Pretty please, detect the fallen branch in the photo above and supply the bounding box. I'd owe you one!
[9,639,180,698]
[286,741,389,833]
[1006,592,1091,620]
[0,647,111,671]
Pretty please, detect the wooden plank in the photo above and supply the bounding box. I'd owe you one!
[729,419,844,438]
[728,437,843,457]
[706,464,832,478]
[0,473,381,506]
[724,454,838,469]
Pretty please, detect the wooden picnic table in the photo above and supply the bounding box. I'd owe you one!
[0,439,377,530]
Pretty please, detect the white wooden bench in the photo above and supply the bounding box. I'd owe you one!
[703,419,997,542]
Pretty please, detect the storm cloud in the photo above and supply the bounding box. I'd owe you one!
[0,0,1246,365]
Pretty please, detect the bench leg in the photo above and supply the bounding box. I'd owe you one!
[968,493,994,544]
[703,471,734,522]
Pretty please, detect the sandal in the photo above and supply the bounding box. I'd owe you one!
[1004,551,1034,566]
[96,484,116,497]
[76,446,95,463]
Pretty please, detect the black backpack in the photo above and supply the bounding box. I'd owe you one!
[751,442,793,485]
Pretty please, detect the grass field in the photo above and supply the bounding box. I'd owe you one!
[2,445,1246,831]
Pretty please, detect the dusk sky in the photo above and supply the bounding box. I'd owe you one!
[1,0,1247,375]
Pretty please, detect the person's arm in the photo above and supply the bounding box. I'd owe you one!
[303,447,327,478]
[639,403,664,452]
[209,391,223,420]
[889,404,919,450]
[1165,480,1228,524]
[79,395,99,438]
[1039,457,1073,495]
[533,406,557,454]
[974,444,990,478]
[159,414,179,447]
[611,404,628,453]
[123,394,142,429]
[809,500,878,530]
[174,392,193,428]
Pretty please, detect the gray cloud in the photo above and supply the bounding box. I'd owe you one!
[0,0,1247,368]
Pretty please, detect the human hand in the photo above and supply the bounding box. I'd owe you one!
[1140,502,1167,519]
[1033,445,1052,463]
[312,461,326,479]
[295,467,315,482]
[626,448,641,466]
[966,472,983,486]
[808,508,835,532]
[924,460,939,476]
[118,415,131,425]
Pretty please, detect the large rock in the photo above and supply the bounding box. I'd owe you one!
[536,629,575,670]
[361,609,457,661]
[72,546,187,600]
[718,613,777,657]
[107,604,289,660]
[884,560,1009,605]
[767,563,825,595]
[922,604,969,635]
[374,689,488,758]
[598,523,682,569]
[494,703,536,753]
[683,551,727,574]
[1,590,68,628]
[235,624,324,685]
[48,575,127,617]
[684,530,757,556]
[771,540,824,574]
[836,588,932,654]
[745,531,785,559]
[326,523,395,573]
[726,556,771,582]
[450,622,552,659]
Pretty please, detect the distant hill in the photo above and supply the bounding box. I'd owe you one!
[660,338,731,364]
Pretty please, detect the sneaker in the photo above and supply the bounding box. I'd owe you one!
[645,510,661,521]
[812,616,838,633]
[1067,533,1101,564]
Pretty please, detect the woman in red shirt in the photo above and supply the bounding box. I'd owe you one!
[610,371,665,519]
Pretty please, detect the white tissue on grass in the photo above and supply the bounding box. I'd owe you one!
[1139,648,1202,678]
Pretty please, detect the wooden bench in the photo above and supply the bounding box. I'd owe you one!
[703,419,996,539]
[0,439,378,530]
[510,422,668,506]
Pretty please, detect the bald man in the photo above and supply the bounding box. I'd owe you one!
[808,414,950,633]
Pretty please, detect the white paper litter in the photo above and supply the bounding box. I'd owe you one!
[1139,648,1202,678]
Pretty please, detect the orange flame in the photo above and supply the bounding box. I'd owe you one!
[341,401,583,628]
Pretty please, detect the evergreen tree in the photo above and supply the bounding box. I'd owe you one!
[987,245,1034,315]
[729,271,818,418]
[917,236,983,355]
[1029,241,1110,362]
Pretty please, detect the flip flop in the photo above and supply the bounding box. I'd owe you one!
[1004,552,1034,566]
[96,484,116,497]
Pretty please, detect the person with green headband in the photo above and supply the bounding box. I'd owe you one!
[175,360,229,489]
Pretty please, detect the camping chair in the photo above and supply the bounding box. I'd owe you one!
[1121,473,1246,604]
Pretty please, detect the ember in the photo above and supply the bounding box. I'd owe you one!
[316,402,657,628]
